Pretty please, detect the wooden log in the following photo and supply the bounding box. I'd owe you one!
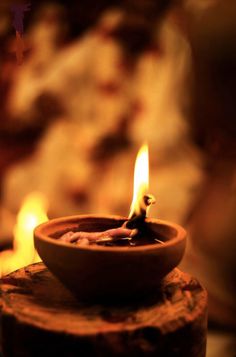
[0,263,207,357]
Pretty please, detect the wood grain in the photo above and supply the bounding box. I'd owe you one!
[0,263,207,357]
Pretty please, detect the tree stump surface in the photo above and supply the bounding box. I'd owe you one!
[0,263,207,357]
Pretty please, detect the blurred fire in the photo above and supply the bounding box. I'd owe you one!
[0,192,48,277]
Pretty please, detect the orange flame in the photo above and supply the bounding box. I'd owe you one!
[129,144,150,218]
[0,192,48,277]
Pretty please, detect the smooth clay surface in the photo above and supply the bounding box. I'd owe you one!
[34,215,186,303]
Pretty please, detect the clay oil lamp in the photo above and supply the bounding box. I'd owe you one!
[34,144,186,303]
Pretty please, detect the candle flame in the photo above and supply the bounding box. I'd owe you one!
[129,144,154,219]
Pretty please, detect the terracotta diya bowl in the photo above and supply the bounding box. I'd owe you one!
[34,215,186,303]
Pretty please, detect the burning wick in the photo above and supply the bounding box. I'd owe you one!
[125,193,156,229]
[59,144,158,247]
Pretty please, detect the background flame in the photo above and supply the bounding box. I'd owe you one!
[0,192,48,277]
[129,144,149,218]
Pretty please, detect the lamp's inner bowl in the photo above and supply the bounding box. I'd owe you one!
[49,218,177,248]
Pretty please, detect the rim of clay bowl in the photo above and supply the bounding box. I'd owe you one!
[34,214,186,253]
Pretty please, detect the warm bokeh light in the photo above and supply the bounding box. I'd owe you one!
[0,192,48,277]
[129,144,149,218]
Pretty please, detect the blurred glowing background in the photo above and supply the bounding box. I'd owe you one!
[0,0,235,355]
